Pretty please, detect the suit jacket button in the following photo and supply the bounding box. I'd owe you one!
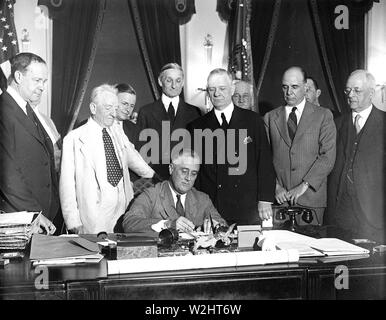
[218,184,222,189]
[291,168,295,171]
[46,183,50,188]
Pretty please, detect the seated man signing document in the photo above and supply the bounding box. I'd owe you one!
[123,149,227,233]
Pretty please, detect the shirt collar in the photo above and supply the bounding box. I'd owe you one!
[352,104,373,123]
[168,181,187,208]
[214,102,234,125]
[88,117,112,134]
[161,94,180,112]
[285,97,306,119]
[7,85,28,114]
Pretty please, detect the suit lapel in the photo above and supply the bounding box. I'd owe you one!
[173,100,186,129]
[160,181,179,219]
[184,189,197,220]
[359,107,380,144]
[273,106,292,147]
[293,102,315,142]
[79,121,103,180]
[3,92,45,144]
[153,99,169,123]
[341,113,351,158]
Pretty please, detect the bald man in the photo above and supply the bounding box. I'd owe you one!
[326,70,386,243]
[264,66,336,225]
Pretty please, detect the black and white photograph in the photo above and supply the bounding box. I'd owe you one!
[0,0,385,308]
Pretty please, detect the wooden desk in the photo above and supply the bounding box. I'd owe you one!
[2,252,386,300]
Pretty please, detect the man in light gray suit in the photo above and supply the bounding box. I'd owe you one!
[264,67,336,225]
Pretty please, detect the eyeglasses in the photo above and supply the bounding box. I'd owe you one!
[344,87,363,96]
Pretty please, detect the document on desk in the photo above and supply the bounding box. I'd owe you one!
[30,234,102,265]
[309,238,369,256]
[260,230,369,257]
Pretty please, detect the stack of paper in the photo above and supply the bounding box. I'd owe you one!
[260,230,369,257]
[30,234,103,266]
[0,211,41,250]
[309,238,369,256]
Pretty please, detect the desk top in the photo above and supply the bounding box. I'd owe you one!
[1,227,386,287]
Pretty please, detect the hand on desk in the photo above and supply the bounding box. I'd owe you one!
[38,215,56,235]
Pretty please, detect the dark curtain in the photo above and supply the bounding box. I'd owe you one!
[39,0,106,135]
[309,0,374,114]
[250,0,281,108]
[128,0,182,100]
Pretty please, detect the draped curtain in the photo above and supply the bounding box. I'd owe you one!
[309,0,374,114]
[39,0,106,135]
[250,0,281,110]
[128,0,183,100]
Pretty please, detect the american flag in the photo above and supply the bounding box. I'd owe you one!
[0,0,18,91]
[228,0,253,82]
[0,0,18,63]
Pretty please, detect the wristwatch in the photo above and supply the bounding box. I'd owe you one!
[303,181,310,187]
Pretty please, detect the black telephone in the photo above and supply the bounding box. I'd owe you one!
[275,207,315,232]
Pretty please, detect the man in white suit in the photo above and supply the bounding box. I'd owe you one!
[60,84,154,234]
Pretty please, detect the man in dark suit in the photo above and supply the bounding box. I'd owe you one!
[264,67,336,226]
[326,70,386,243]
[187,68,276,225]
[123,149,227,233]
[115,83,139,145]
[136,63,201,180]
[0,52,59,234]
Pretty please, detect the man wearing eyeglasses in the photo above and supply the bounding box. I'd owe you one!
[264,66,336,226]
[326,70,386,243]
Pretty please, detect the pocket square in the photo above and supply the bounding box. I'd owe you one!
[243,136,253,144]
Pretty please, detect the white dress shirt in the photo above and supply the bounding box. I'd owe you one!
[285,97,306,122]
[214,102,234,126]
[161,94,180,113]
[352,105,373,132]
[168,182,187,209]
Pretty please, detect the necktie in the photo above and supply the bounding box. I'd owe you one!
[221,112,228,130]
[287,106,297,141]
[102,128,123,187]
[176,194,185,217]
[167,102,175,124]
[354,114,362,134]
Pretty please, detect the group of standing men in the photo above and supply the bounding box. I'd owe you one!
[0,52,385,243]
